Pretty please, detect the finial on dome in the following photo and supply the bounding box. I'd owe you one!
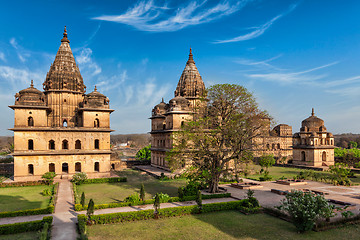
[61,26,70,43]
[30,80,34,88]
[161,97,164,103]
[94,85,97,91]
[311,108,314,116]
[187,47,195,64]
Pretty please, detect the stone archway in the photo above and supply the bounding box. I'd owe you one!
[322,151,326,162]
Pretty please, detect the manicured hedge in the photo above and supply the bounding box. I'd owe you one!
[87,199,254,224]
[74,192,232,211]
[0,184,57,218]
[0,216,52,235]
[78,214,88,240]
[0,180,47,188]
[82,177,127,184]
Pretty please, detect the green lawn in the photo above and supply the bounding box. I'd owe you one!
[87,211,360,240]
[76,169,186,204]
[0,231,38,240]
[0,185,51,212]
[245,166,304,181]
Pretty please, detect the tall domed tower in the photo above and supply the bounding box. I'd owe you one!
[150,49,204,170]
[9,27,114,181]
[292,109,334,167]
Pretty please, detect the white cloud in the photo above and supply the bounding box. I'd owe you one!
[246,62,338,85]
[93,0,248,32]
[214,4,297,44]
[0,52,6,62]
[9,38,30,62]
[0,66,44,92]
[234,55,283,70]
[76,48,102,76]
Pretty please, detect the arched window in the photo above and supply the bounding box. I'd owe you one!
[62,140,68,150]
[301,151,306,161]
[75,140,81,150]
[322,151,327,162]
[331,139,333,145]
[28,164,34,175]
[266,144,270,150]
[181,121,184,127]
[62,163,68,173]
[272,143,275,150]
[94,139,99,149]
[49,140,55,150]
[277,143,281,149]
[94,118,100,127]
[63,120,68,127]
[49,163,55,172]
[28,117,34,126]
[94,162,100,172]
[163,123,166,130]
[111,164,115,170]
[28,140,34,150]
[75,162,81,172]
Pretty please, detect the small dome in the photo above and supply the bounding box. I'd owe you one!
[327,132,334,137]
[301,108,325,132]
[169,96,190,110]
[83,86,109,108]
[152,98,167,116]
[293,132,300,138]
[15,80,46,106]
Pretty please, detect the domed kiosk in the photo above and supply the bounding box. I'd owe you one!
[292,108,334,167]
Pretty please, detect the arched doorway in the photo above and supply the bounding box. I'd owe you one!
[75,162,81,172]
[75,140,81,149]
[94,162,99,172]
[322,151,326,162]
[62,163,68,173]
[49,163,55,172]
[301,151,306,161]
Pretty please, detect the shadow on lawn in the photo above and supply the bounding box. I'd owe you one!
[0,194,44,212]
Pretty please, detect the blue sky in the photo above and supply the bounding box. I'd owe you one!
[1,0,360,135]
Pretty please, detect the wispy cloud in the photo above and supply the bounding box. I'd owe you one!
[75,48,102,76]
[93,0,248,32]
[246,61,338,84]
[234,54,283,70]
[214,4,297,44]
[0,52,5,62]
[9,38,30,62]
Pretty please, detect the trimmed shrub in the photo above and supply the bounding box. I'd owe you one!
[196,190,202,211]
[83,177,127,184]
[80,192,86,207]
[41,172,56,185]
[0,206,54,218]
[124,194,140,204]
[0,216,52,235]
[0,181,47,188]
[87,199,95,220]
[87,200,255,225]
[42,188,52,196]
[155,193,170,203]
[140,183,145,201]
[74,193,232,211]
[72,172,88,185]
[78,214,88,240]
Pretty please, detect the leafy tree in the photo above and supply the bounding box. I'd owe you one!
[278,190,335,232]
[135,145,151,161]
[329,163,352,185]
[80,192,86,207]
[349,141,358,149]
[259,154,276,181]
[87,199,95,221]
[168,84,270,193]
[139,183,145,201]
[41,172,56,185]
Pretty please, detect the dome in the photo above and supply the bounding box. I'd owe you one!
[301,108,324,132]
[15,80,46,106]
[152,98,167,116]
[169,96,190,110]
[83,86,109,108]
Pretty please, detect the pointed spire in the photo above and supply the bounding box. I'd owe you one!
[187,47,195,64]
[161,97,164,103]
[30,80,34,88]
[94,85,97,91]
[61,26,70,43]
[311,108,314,116]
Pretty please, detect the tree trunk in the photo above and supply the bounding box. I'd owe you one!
[208,174,220,193]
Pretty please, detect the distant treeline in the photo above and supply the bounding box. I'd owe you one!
[334,133,360,149]
[0,136,13,152]
[110,134,150,148]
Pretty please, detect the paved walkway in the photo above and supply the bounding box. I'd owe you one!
[51,180,78,240]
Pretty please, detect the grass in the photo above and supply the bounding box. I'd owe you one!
[0,185,51,212]
[87,211,360,240]
[245,166,304,181]
[0,231,38,240]
[76,169,186,204]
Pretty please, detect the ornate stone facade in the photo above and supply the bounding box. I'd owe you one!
[10,27,114,181]
[150,49,292,171]
[292,109,335,167]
